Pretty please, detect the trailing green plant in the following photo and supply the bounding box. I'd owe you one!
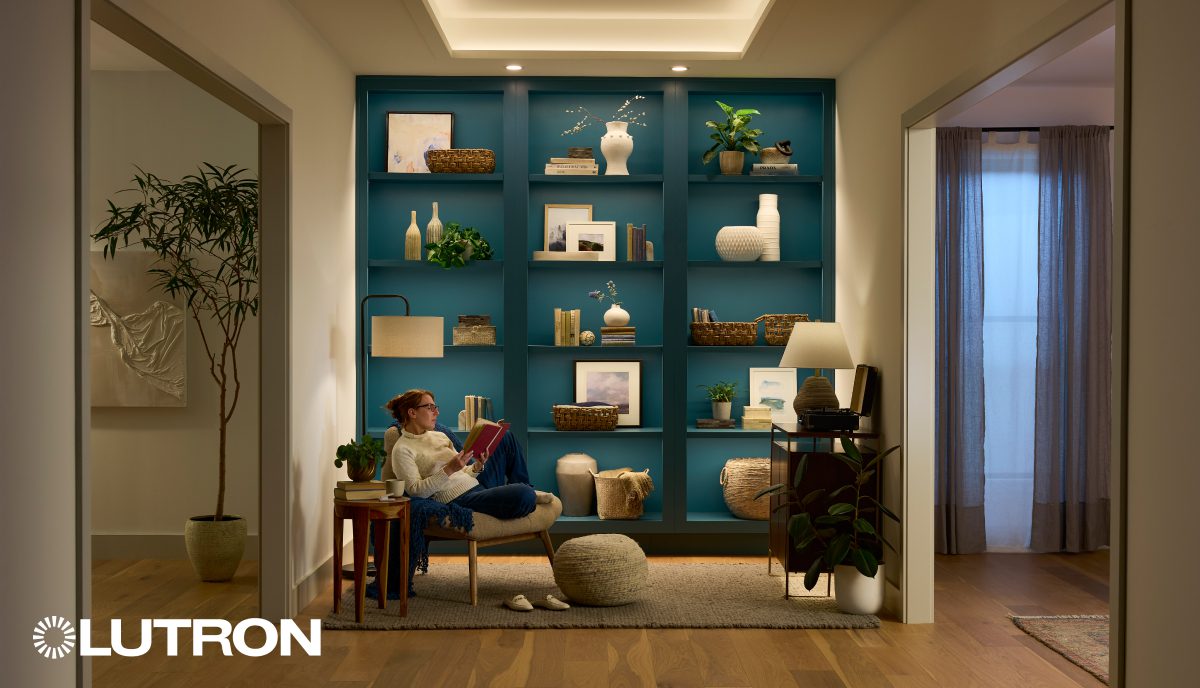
[92,163,259,522]
[701,100,763,164]
[425,222,493,269]
[334,434,386,474]
[698,380,737,402]
[755,438,901,590]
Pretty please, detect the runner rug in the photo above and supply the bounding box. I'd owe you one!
[1011,614,1110,684]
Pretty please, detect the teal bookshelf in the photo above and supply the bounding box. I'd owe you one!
[357,77,834,543]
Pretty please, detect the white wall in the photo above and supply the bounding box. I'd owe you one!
[88,69,260,555]
[1125,1,1200,684]
[127,0,357,601]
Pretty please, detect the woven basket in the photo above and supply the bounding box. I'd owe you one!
[452,324,496,345]
[426,148,496,173]
[761,313,810,345]
[719,457,771,520]
[690,319,759,346]
[552,404,619,431]
[592,468,652,520]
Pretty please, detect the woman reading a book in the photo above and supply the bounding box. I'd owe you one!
[385,389,548,519]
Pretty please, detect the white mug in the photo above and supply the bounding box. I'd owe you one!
[386,479,406,497]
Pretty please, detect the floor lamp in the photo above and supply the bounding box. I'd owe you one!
[778,321,854,417]
[359,294,443,438]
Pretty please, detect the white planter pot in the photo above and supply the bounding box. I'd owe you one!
[715,225,764,261]
[184,515,247,582]
[600,121,633,175]
[712,400,732,420]
[834,563,884,615]
[604,303,630,326]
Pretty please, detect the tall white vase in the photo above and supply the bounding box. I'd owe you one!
[404,210,422,260]
[600,121,633,176]
[426,201,443,247]
[756,193,780,262]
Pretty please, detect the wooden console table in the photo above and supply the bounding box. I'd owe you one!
[769,423,879,598]
[333,496,410,622]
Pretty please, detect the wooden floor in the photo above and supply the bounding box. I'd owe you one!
[90,551,1109,687]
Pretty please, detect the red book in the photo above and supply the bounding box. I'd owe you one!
[462,418,510,457]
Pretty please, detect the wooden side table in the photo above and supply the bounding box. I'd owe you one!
[333,496,410,622]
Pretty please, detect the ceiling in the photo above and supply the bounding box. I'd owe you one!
[1015,26,1114,87]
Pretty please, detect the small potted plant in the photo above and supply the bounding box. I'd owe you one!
[425,222,494,269]
[699,381,738,421]
[755,438,901,614]
[334,435,386,482]
[702,100,763,175]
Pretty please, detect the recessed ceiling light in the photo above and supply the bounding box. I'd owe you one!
[506,64,523,71]
[672,66,688,72]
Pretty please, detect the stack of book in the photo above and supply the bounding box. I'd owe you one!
[750,163,799,176]
[459,395,493,430]
[544,157,598,175]
[691,307,719,322]
[742,404,774,430]
[600,326,636,346]
[553,307,581,346]
[696,418,735,429]
[334,480,386,501]
[625,223,652,261]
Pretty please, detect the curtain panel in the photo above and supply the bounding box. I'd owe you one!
[1032,125,1112,552]
[934,127,988,554]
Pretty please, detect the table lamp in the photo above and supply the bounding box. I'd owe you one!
[777,321,854,417]
[359,294,443,437]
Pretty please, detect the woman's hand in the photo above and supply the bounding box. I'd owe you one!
[473,451,489,472]
[442,449,474,475]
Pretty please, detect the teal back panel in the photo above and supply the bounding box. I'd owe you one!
[365,92,504,174]
[529,91,665,175]
[686,92,824,176]
[686,183,822,261]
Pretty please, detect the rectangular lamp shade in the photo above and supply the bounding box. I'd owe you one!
[778,321,854,370]
[371,315,444,358]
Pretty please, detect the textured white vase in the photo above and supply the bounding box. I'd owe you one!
[404,210,422,260]
[834,563,885,615]
[715,225,764,261]
[556,452,598,516]
[600,121,633,175]
[604,303,630,326]
[426,201,443,246]
[756,193,780,262]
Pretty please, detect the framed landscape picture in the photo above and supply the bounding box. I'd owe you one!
[565,221,617,262]
[544,204,592,251]
[749,367,797,424]
[574,359,642,426]
[387,112,453,173]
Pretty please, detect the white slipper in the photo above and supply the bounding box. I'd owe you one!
[504,594,534,612]
[535,490,555,505]
[534,594,570,611]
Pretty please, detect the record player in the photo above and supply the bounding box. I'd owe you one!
[800,408,860,432]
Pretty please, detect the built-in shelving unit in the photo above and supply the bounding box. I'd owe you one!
[357,77,834,542]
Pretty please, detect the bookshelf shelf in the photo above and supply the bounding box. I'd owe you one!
[687,174,822,184]
[527,261,663,270]
[529,174,663,183]
[369,172,503,183]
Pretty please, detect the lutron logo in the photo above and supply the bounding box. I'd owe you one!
[32,616,77,659]
[33,616,320,658]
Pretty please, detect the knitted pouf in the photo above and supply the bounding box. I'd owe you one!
[552,534,649,606]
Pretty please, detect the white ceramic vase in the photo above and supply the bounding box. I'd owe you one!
[756,193,780,261]
[604,303,630,326]
[556,452,598,516]
[715,225,764,261]
[834,563,885,615]
[426,201,443,246]
[404,210,422,260]
[600,121,633,175]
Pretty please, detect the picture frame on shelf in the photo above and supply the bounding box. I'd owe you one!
[386,111,453,173]
[574,359,642,427]
[565,221,617,262]
[544,204,592,251]
[749,367,798,425]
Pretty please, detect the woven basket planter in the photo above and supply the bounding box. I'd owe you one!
[592,468,652,520]
[426,148,496,173]
[761,313,810,345]
[719,457,771,520]
[552,404,618,431]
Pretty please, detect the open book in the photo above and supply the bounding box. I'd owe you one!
[462,418,510,457]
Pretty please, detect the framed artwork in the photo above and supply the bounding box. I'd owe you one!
[544,204,592,251]
[574,359,642,427]
[386,111,453,173]
[565,221,617,262]
[749,367,797,424]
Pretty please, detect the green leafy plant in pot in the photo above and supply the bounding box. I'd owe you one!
[334,435,386,482]
[702,100,763,175]
[425,222,493,269]
[698,380,738,421]
[755,438,901,614]
[93,163,259,582]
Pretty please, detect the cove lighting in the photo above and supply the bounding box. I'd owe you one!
[672,66,688,72]
[506,64,523,71]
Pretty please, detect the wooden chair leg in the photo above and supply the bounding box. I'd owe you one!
[539,530,555,564]
[468,540,479,606]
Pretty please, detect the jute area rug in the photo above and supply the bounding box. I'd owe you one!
[1011,615,1109,684]
[324,562,879,630]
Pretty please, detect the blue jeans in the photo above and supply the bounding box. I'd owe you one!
[434,421,531,488]
[451,483,536,520]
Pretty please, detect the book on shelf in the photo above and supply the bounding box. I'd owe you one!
[461,418,511,456]
[336,480,385,491]
[544,165,598,175]
[749,163,799,176]
[532,250,600,261]
[691,307,719,323]
[600,326,636,333]
[696,418,736,429]
[553,307,581,346]
[625,223,649,261]
[549,157,595,164]
[457,395,493,430]
[334,487,386,501]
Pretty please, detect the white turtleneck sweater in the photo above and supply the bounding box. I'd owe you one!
[390,428,483,503]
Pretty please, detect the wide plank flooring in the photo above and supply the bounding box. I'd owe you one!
[90,551,1109,687]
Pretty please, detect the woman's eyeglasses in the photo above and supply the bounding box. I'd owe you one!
[416,403,439,412]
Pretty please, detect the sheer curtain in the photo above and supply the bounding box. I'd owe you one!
[980,131,1039,551]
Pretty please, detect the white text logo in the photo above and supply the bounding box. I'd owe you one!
[34,618,320,658]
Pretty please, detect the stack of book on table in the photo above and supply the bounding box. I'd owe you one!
[750,163,799,176]
[600,326,635,346]
[334,480,385,501]
[544,157,598,175]
[742,404,774,430]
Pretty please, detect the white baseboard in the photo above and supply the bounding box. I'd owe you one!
[92,534,261,560]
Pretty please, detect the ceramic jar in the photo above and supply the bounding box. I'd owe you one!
[756,194,780,261]
[426,201,443,246]
[715,225,764,261]
[600,121,633,175]
[556,452,598,516]
[604,303,630,326]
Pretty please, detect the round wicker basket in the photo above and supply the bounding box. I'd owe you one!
[592,468,652,520]
[760,313,810,345]
[719,457,771,520]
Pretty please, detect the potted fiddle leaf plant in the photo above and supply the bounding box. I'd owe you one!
[334,435,386,482]
[702,100,763,175]
[698,380,738,421]
[93,163,259,582]
[755,438,901,614]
